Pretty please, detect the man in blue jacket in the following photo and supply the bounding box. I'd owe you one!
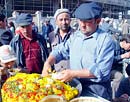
[42,2,114,100]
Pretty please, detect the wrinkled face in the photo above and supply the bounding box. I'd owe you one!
[56,13,71,31]
[120,41,130,50]
[0,61,15,69]
[78,19,99,36]
[20,24,32,37]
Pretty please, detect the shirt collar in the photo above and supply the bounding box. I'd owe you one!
[54,26,72,36]
[77,28,101,40]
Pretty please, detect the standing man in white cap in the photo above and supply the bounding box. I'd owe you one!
[48,8,75,72]
[42,2,114,100]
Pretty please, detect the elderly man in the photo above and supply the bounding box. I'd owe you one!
[0,13,13,46]
[48,8,75,71]
[10,13,49,74]
[42,2,114,100]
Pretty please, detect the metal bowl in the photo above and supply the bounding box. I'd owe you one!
[68,78,82,97]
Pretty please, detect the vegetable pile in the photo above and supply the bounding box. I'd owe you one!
[1,73,78,102]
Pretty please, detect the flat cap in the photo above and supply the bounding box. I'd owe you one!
[74,2,102,20]
[54,8,70,19]
[16,13,33,26]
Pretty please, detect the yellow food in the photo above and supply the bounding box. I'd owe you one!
[1,73,78,102]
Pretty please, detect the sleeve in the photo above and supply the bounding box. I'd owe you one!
[10,36,24,68]
[90,35,115,82]
[50,33,74,63]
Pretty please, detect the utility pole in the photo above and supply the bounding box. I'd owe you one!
[4,0,7,17]
[60,0,63,9]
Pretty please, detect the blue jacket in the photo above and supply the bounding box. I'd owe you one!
[10,33,49,69]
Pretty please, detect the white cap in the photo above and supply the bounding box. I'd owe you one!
[0,45,17,63]
[54,8,70,19]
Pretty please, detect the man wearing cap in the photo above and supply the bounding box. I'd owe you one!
[47,8,75,71]
[10,13,49,74]
[42,2,114,100]
[0,13,13,46]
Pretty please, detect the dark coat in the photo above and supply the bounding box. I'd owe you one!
[10,32,49,69]
[0,29,13,46]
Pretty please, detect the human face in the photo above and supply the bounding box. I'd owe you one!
[120,41,130,50]
[0,18,6,29]
[0,61,15,69]
[56,13,71,31]
[78,19,98,36]
[21,24,32,37]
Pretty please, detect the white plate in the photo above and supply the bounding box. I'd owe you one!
[70,97,101,102]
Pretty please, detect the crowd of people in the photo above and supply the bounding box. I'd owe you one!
[0,1,130,102]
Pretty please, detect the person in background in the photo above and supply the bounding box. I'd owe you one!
[0,45,17,102]
[112,65,130,102]
[110,34,125,99]
[0,14,13,46]
[42,18,54,40]
[48,8,75,71]
[100,17,112,33]
[0,45,17,84]
[10,13,49,74]
[111,34,130,98]
[121,19,130,35]
[42,2,114,100]
[8,21,15,35]
[100,17,119,35]
[32,22,38,33]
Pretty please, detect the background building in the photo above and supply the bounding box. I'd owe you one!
[0,0,130,19]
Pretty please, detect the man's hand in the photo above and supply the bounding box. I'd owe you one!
[56,69,75,82]
[41,67,52,77]
[41,55,56,77]
[121,51,130,59]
